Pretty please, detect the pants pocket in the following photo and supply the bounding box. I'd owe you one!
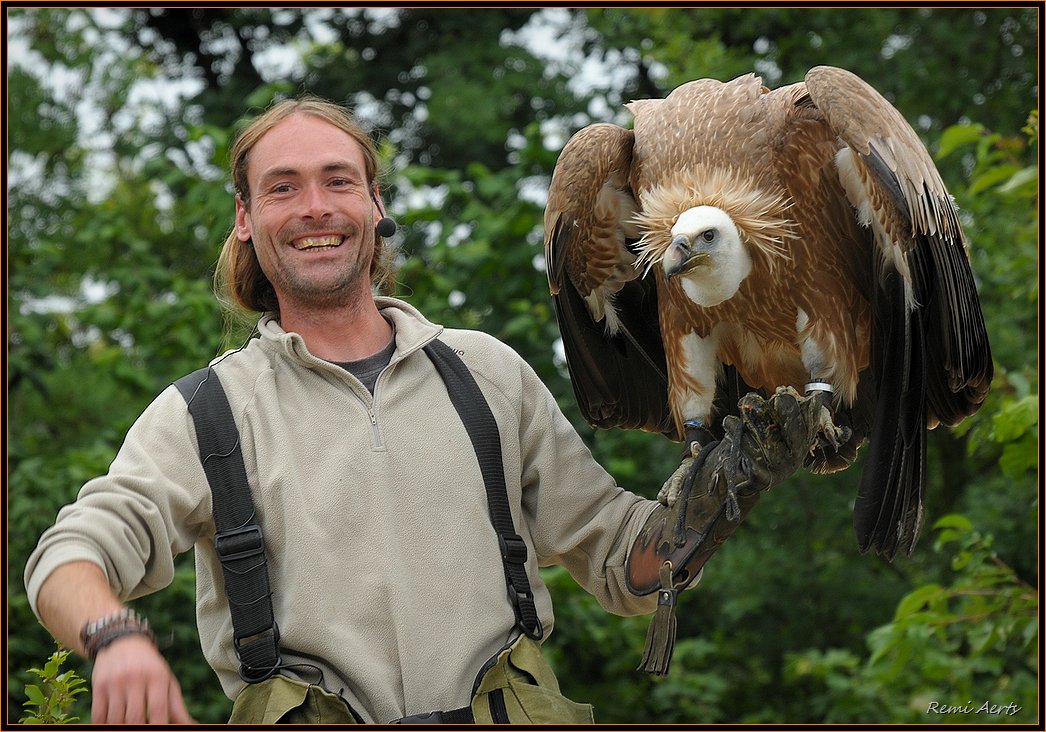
[504,680,595,724]
[229,676,358,724]
[471,636,594,723]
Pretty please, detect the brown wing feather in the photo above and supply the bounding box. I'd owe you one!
[805,65,993,423]
[763,81,875,415]
[544,123,674,436]
[801,65,993,557]
[545,123,638,299]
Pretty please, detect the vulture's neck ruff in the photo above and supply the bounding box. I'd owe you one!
[632,170,797,303]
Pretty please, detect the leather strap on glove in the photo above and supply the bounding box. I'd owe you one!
[626,387,836,674]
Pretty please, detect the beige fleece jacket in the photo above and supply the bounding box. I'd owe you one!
[24,297,659,723]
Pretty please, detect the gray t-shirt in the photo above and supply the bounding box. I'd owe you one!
[333,335,396,394]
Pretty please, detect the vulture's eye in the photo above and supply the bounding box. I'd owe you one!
[701,229,717,243]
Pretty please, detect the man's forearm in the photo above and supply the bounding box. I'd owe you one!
[36,561,125,657]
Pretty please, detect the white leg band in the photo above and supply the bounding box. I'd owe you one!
[805,381,834,394]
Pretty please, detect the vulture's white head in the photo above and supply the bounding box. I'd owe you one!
[663,206,751,307]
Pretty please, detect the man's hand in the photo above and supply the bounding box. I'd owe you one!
[90,635,195,724]
[35,562,197,724]
[628,386,843,675]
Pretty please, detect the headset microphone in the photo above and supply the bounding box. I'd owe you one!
[372,190,398,237]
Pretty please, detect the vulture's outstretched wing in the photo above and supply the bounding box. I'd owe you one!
[804,66,994,557]
[544,123,675,437]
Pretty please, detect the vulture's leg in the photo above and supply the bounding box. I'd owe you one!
[804,381,851,459]
[661,385,847,548]
[797,308,853,463]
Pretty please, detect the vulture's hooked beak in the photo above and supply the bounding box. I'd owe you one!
[663,234,712,279]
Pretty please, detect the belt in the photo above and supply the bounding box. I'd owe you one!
[389,706,474,724]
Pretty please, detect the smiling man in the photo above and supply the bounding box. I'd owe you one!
[227,102,395,362]
[24,95,825,724]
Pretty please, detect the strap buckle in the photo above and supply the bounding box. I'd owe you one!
[498,533,528,564]
[234,624,282,684]
[215,524,265,562]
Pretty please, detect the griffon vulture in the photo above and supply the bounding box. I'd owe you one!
[544,66,993,559]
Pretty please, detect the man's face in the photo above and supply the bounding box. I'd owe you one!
[235,113,380,312]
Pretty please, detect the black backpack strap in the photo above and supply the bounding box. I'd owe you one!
[174,367,282,683]
[423,339,543,640]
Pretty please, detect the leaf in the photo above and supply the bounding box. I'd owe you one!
[936,123,985,158]
[24,684,47,706]
[933,514,973,548]
[992,395,1038,442]
[42,656,63,678]
[933,514,973,531]
[1022,617,1039,647]
[894,584,944,620]
[952,549,973,571]
[996,165,1039,194]
[1000,442,1036,479]
[865,625,899,666]
[969,163,1021,195]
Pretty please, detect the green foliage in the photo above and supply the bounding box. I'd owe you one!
[988,394,1039,480]
[392,121,564,389]
[590,8,1037,138]
[933,112,1039,585]
[19,648,88,724]
[786,515,1037,723]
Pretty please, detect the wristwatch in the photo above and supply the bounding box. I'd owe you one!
[79,608,156,660]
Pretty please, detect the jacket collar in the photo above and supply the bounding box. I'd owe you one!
[256,297,444,366]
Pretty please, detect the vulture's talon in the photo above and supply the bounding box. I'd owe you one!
[808,391,851,457]
[718,415,746,522]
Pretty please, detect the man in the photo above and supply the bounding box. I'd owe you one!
[24,96,824,724]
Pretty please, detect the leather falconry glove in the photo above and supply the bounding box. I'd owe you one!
[626,386,844,675]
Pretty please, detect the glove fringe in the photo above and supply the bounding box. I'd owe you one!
[638,561,678,676]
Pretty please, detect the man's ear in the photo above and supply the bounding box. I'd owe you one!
[235,195,252,242]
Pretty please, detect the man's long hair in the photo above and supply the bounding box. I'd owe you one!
[214,96,395,324]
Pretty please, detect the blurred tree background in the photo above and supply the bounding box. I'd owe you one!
[6,7,1038,725]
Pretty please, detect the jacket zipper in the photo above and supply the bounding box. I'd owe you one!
[364,407,383,449]
[360,362,397,450]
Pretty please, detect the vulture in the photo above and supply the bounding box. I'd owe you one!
[544,66,993,559]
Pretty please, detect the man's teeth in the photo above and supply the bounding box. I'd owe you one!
[294,236,342,250]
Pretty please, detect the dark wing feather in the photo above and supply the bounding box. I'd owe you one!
[805,66,993,558]
[859,268,928,557]
[545,124,675,437]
